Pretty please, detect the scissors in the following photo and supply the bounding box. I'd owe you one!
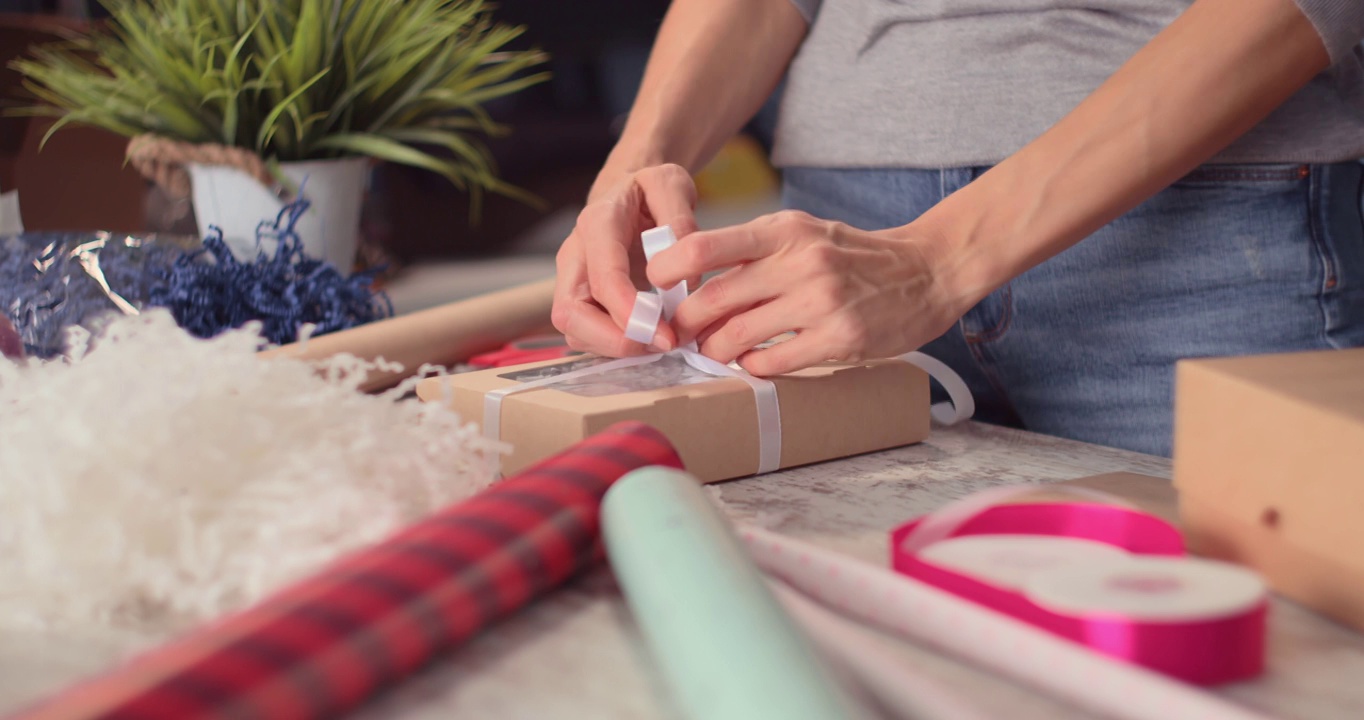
[468,334,583,369]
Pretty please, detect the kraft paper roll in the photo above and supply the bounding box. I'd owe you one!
[601,467,863,720]
[11,421,682,720]
[261,277,556,392]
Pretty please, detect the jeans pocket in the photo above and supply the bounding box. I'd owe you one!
[1283,161,1364,349]
[1314,161,1364,306]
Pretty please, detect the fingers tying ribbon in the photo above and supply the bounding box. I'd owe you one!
[485,226,976,477]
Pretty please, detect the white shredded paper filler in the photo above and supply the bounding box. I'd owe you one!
[0,310,505,640]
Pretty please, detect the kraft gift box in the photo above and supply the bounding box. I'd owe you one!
[416,353,931,483]
[1173,347,1364,631]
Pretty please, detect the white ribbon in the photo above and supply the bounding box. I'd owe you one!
[483,225,975,476]
[899,351,975,426]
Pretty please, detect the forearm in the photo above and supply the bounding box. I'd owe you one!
[592,0,807,200]
[913,0,1331,313]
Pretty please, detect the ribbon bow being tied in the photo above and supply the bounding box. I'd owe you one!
[485,226,974,475]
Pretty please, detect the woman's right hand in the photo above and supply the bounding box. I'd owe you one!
[552,163,700,357]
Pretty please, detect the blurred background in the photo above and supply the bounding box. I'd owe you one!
[1,0,785,313]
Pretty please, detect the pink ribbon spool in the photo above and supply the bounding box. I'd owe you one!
[889,491,1267,686]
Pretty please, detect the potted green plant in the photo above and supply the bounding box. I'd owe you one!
[9,0,548,271]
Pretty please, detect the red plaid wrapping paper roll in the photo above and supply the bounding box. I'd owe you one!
[11,421,683,720]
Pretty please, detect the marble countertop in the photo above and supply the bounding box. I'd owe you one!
[3,421,1361,719]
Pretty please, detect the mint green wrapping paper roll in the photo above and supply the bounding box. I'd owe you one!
[602,466,863,720]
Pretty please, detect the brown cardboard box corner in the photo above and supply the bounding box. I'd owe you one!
[1173,347,1364,631]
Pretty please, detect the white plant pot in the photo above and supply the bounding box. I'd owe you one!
[187,157,369,272]
[0,190,22,237]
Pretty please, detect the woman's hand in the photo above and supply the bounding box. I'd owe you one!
[549,0,807,357]
[552,164,699,356]
[646,211,966,376]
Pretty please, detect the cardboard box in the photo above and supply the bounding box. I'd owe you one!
[1173,347,1364,631]
[416,354,930,483]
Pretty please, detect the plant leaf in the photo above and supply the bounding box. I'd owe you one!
[9,0,549,210]
[314,132,465,187]
[256,66,331,152]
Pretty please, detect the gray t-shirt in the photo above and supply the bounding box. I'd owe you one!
[773,0,1364,168]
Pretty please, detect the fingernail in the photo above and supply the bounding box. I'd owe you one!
[655,334,674,351]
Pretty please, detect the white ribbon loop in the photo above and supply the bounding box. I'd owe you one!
[899,351,975,425]
[624,291,663,345]
[638,226,698,352]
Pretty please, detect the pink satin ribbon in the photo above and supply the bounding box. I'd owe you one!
[890,493,1266,685]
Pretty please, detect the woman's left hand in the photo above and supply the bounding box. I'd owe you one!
[645,210,966,376]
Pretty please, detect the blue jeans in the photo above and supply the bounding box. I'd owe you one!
[782,163,1364,457]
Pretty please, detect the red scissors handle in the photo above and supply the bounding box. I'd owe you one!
[469,335,580,368]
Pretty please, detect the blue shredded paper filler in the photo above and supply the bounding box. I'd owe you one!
[1,197,391,358]
[149,199,392,344]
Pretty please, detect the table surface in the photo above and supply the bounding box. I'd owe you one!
[3,422,1361,720]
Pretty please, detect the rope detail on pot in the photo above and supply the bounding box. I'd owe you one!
[125,134,281,200]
